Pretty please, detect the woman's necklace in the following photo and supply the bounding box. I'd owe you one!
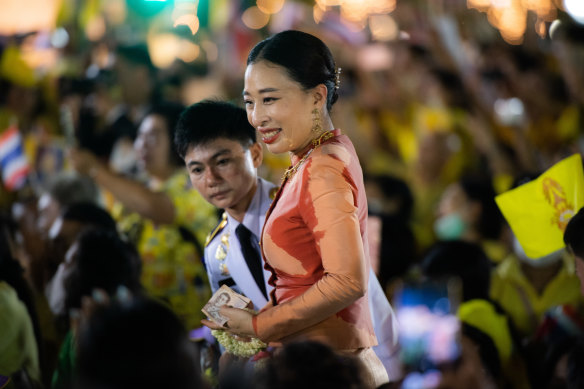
[281,130,336,182]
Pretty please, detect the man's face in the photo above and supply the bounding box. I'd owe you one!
[184,138,262,217]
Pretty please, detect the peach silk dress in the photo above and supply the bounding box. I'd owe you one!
[253,129,389,387]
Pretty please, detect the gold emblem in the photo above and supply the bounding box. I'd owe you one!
[542,177,574,231]
[219,262,230,276]
[215,233,229,261]
[205,212,228,247]
[269,186,279,200]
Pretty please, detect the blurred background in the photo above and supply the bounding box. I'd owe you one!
[3,1,584,388]
[2,0,584,251]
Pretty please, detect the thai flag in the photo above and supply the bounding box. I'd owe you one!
[0,126,29,191]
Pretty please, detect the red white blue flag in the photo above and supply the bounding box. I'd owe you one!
[0,126,29,191]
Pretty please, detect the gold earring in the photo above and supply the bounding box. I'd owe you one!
[311,108,322,133]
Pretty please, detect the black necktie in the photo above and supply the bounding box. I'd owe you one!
[235,224,268,299]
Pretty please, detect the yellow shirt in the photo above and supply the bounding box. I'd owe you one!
[113,170,218,330]
[490,254,584,338]
[0,282,41,387]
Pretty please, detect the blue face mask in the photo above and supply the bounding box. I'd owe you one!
[434,213,467,241]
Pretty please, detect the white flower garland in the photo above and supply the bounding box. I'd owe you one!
[211,308,267,358]
[211,330,267,358]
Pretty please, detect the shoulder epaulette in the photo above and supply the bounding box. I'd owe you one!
[205,212,228,247]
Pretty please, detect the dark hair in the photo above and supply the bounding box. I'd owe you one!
[421,240,492,301]
[564,206,584,259]
[115,43,155,73]
[462,323,502,382]
[64,228,142,313]
[254,340,367,389]
[145,102,186,167]
[174,100,256,159]
[459,176,503,240]
[552,19,584,45]
[365,174,414,221]
[247,30,339,112]
[75,297,202,389]
[567,338,584,389]
[61,203,117,232]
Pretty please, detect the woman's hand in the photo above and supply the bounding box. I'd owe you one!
[201,306,256,338]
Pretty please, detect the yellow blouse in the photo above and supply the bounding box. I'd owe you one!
[113,170,218,330]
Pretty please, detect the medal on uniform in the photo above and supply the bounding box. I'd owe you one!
[215,233,229,261]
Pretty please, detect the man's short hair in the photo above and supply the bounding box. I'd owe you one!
[174,100,256,159]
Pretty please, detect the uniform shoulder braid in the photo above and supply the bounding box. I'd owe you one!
[205,212,228,247]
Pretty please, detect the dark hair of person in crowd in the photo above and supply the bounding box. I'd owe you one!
[75,297,205,389]
[567,337,584,389]
[458,176,503,240]
[364,174,416,286]
[146,102,187,167]
[421,240,492,302]
[552,18,584,45]
[246,30,339,112]
[60,202,118,231]
[174,100,256,159]
[115,43,156,75]
[365,174,414,222]
[564,206,584,259]
[462,323,502,384]
[254,340,367,389]
[64,228,142,313]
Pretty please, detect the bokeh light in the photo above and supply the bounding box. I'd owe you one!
[242,6,270,30]
[257,0,285,15]
[173,14,199,35]
[467,0,565,42]
[147,33,181,68]
[369,14,399,41]
[0,0,59,35]
[564,0,584,24]
[177,41,200,63]
[201,40,218,62]
[85,16,106,42]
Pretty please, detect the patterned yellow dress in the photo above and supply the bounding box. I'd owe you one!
[113,170,218,330]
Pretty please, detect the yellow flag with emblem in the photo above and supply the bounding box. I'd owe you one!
[495,154,584,259]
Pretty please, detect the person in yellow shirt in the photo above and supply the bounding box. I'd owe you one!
[70,102,218,330]
[490,241,583,340]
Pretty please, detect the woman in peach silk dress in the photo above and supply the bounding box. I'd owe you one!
[205,30,389,388]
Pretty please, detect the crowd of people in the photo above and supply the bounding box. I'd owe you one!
[2,2,584,389]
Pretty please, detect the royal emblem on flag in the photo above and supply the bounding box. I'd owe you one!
[496,154,584,259]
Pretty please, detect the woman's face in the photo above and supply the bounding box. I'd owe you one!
[243,60,317,155]
[134,114,171,174]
